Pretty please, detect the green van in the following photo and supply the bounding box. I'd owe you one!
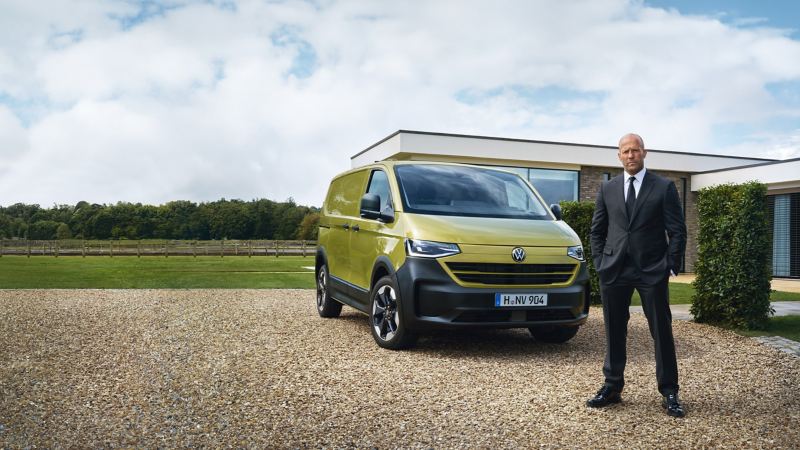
[316,161,590,349]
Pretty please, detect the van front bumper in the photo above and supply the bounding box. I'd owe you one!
[394,256,590,331]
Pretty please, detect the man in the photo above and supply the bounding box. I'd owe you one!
[587,133,687,417]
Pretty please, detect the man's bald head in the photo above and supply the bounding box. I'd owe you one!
[619,133,644,149]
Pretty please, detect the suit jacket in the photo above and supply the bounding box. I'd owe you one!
[590,171,687,285]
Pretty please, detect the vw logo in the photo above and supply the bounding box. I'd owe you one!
[511,247,526,262]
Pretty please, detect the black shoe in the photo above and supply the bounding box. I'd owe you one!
[586,386,622,408]
[662,393,686,418]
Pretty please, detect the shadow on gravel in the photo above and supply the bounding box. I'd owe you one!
[329,309,664,361]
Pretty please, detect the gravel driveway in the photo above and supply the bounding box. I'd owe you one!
[1,289,798,448]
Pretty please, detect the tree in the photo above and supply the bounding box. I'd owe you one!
[28,220,61,240]
[56,223,72,240]
[296,212,320,240]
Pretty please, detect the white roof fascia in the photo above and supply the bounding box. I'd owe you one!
[351,133,402,167]
[691,159,800,192]
[352,131,768,172]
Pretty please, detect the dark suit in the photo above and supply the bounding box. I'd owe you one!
[590,170,687,395]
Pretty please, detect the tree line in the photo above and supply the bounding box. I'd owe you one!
[0,199,321,241]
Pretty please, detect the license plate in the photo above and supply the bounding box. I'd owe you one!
[494,293,548,307]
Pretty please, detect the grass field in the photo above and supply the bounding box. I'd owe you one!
[735,316,800,342]
[630,281,800,305]
[0,256,316,289]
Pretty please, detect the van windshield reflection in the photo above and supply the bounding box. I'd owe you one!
[395,164,551,219]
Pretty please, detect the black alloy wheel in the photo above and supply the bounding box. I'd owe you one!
[316,264,342,318]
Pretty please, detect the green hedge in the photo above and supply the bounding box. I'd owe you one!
[690,182,772,329]
[560,201,601,305]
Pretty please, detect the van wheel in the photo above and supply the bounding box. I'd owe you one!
[316,265,342,318]
[370,276,417,350]
[528,325,579,343]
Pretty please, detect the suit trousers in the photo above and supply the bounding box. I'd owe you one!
[600,262,679,396]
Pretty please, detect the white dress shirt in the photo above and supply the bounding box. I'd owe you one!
[624,167,646,201]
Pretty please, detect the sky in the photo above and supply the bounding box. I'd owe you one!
[1,0,799,208]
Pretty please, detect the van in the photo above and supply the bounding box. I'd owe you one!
[316,161,590,349]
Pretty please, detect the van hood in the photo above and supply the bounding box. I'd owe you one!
[403,213,580,247]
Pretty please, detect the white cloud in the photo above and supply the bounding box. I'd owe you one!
[0,0,799,207]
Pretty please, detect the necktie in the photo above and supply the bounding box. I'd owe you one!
[626,176,636,219]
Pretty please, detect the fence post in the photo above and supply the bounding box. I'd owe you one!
[221,240,224,258]
[302,240,306,257]
[109,241,113,257]
[192,241,196,258]
[235,242,239,256]
[274,240,279,258]
[55,240,59,258]
[82,239,86,258]
[0,239,3,257]
[27,240,31,258]
[164,240,168,258]
[248,240,252,258]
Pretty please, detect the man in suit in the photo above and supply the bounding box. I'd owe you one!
[586,133,687,417]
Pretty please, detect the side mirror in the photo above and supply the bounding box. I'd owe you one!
[550,203,562,221]
[360,193,395,223]
[360,193,381,220]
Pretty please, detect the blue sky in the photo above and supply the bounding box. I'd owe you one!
[647,0,800,36]
[0,0,799,207]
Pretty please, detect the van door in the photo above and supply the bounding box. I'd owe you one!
[324,170,369,284]
[350,169,396,291]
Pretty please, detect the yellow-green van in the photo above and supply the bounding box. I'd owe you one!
[316,161,589,349]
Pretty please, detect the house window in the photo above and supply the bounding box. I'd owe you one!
[527,168,578,206]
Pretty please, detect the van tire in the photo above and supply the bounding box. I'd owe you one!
[369,276,417,349]
[528,325,579,343]
[316,264,342,318]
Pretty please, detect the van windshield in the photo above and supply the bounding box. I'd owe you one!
[395,164,552,219]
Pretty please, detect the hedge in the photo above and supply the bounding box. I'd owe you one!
[560,201,601,305]
[690,182,772,329]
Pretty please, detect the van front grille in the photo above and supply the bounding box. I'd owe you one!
[445,262,577,286]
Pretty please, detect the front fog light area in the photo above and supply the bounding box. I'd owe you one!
[567,245,585,261]
[405,239,461,258]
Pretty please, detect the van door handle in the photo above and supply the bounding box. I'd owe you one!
[342,224,350,230]
[352,225,360,232]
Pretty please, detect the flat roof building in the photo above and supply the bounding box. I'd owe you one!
[353,130,799,278]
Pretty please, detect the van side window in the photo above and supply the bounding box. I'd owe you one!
[366,170,393,212]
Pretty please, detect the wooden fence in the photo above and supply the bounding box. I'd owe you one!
[0,240,317,257]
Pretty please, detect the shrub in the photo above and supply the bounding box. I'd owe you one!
[560,201,601,305]
[690,182,772,329]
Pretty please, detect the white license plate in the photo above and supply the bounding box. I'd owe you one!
[494,293,548,307]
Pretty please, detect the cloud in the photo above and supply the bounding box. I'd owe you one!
[0,0,799,207]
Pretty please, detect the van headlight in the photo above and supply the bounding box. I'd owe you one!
[567,245,585,261]
[405,239,461,258]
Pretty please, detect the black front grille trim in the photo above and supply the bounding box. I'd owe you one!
[456,274,573,285]
[446,262,576,274]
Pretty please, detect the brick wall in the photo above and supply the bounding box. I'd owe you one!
[578,165,698,272]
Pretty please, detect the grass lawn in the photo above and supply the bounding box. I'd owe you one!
[735,316,800,342]
[629,281,800,305]
[0,256,316,289]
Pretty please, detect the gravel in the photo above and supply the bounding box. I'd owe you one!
[1,289,798,448]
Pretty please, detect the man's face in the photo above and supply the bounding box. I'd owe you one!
[618,135,646,175]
